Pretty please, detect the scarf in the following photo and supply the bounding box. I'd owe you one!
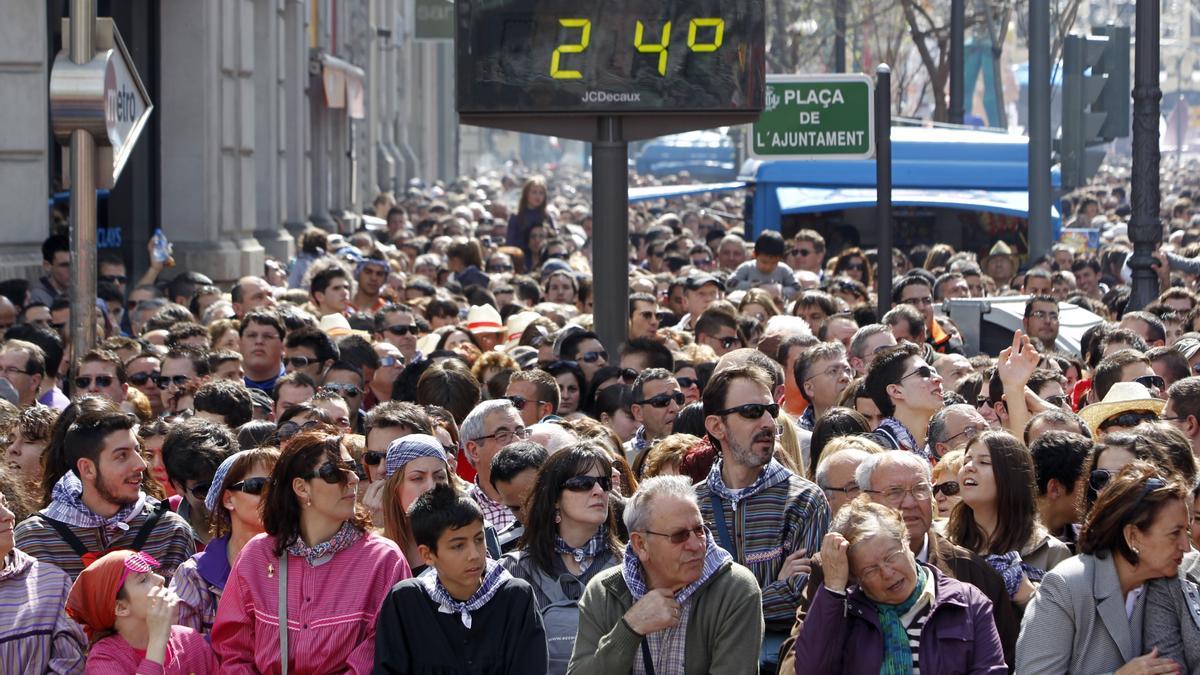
[875,417,930,459]
[985,551,1045,598]
[876,564,928,675]
[797,406,816,431]
[0,549,32,583]
[631,426,652,457]
[705,457,792,508]
[418,558,512,628]
[286,521,363,566]
[43,471,149,532]
[554,526,608,574]
[622,532,732,604]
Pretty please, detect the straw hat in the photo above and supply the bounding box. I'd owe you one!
[465,304,504,336]
[1077,381,1164,436]
[318,313,368,338]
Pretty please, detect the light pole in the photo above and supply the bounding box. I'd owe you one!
[1127,0,1162,310]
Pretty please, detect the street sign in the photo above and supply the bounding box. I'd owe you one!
[413,0,453,41]
[750,74,874,159]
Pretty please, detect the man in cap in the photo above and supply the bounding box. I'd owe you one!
[676,274,724,331]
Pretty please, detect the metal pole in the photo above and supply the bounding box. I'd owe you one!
[834,0,846,73]
[949,0,965,124]
[69,0,97,372]
[876,65,893,316]
[1128,0,1162,310]
[592,116,629,355]
[1028,0,1052,261]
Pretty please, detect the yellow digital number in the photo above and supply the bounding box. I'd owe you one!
[551,19,591,79]
[687,18,724,52]
[634,21,671,76]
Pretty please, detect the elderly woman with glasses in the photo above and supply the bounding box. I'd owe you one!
[210,428,411,672]
[794,496,1006,673]
[502,442,623,674]
[1017,462,1192,674]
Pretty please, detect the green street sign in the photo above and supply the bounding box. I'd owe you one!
[413,0,453,41]
[751,74,874,159]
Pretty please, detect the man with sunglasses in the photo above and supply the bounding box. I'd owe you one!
[627,293,660,341]
[374,303,421,363]
[863,343,945,454]
[785,230,825,277]
[792,343,853,431]
[695,364,830,656]
[895,273,963,355]
[461,400,526,530]
[625,369,684,461]
[283,327,338,381]
[322,362,366,432]
[558,329,608,384]
[73,349,128,404]
[695,308,744,358]
[125,352,164,417]
[161,418,237,548]
[158,347,210,416]
[504,369,559,427]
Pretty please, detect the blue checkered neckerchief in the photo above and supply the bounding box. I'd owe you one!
[43,471,149,532]
[622,531,732,605]
[631,426,652,456]
[797,406,816,431]
[875,417,931,460]
[419,557,512,628]
[705,457,792,508]
[554,526,609,573]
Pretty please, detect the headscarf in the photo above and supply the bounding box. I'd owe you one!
[384,434,448,478]
[205,449,258,514]
[66,550,160,643]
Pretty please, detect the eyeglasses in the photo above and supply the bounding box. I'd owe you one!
[506,395,548,409]
[790,248,816,257]
[1098,410,1159,430]
[712,402,780,420]
[676,376,698,389]
[378,355,403,368]
[0,366,32,378]
[129,371,159,386]
[636,392,685,408]
[932,481,960,497]
[229,477,272,495]
[641,525,707,545]
[277,419,322,441]
[1134,375,1165,392]
[1029,310,1060,321]
[580,350,608,364]
[285,356,316,369]
[942,425,981,446]
[819,483,860,501]
[474,426,531,444]
[303,459,365,484]
[155,374,191,389]
[363,451,386,466]
[323,383,361,398]
[99,274,128,285]
[561,474,612,493]
[487,263,514,273]
[186,481,212,501]
[74,375,115,389]
[1044,394,1070,408]
[864,482,933,504]
[385,324,418,336]
[899,365,936,383]
[857,549,910,582]
[1090,469,1115,492]
[805,364,854,382]
[635,310,657,321]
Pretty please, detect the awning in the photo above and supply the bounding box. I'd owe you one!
[628,181,745,203]
[319,54,365,119]
[776,186,1061,223]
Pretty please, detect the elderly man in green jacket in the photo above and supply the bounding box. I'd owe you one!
[568,475,764,675]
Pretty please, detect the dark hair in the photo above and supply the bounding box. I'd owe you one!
[209,446,280,538]
[236,420,279,450]
[517,442,622,573]
[79,348,127,384]
[416,362,481,424]
[41,397,122,505]
[42,234,69,263]
[593,384,631,421]
[271,372,317,402]
[161,418,239,487]
[285,327,339,364]
[701,364,774,448]
[1146,346,1189,384]
[559,330,601,362]
[630,368,674,407]
[863,342,921,417]
[947,431,1039,555]
[671,401,707,437]
[63,408,139,479]
[1167,376,1200,423]
[238,310,285,340]
[164,346,212,378]
[793,343,848,404]
[335,335,380,372]
[1092,349,1150,401]
[619,337,674,371]
[409,482,484,552]
[166,322,210,349]
[1078,461,1188,565]
[1,337,47,377]
[1133,421,1197,488]
[489,441,549,489]
[364,400,434,436]
[1028,430,1093,495]
[263,428,369,557]
[193,380,254,429]
[310,266,350,297]
[808,407,871,481]
[509,369,561,413]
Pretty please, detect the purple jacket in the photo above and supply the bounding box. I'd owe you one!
[794,562,1007,674]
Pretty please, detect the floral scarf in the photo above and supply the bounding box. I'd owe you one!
[418,558,512,628]
[286,521,363,566]
[554,526,609,573]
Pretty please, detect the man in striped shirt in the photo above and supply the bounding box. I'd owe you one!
[14,407,195,581]
[694,365,831,644]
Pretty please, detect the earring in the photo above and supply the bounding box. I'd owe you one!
[1131,546,1140,555]
[554,509,561,524]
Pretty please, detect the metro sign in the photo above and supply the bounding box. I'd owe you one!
[101,27,152,183]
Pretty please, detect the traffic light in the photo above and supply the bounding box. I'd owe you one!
[1092,25,1131,141]
[1058,33,1108,190]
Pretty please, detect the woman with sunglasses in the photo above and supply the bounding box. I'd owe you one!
[380,434,453,575]
[169,447,279,635]
[274,403,332,446]
[931,449,965,519]
[673,360,703,405]
[949,431,1071,606]
[1017,462,1192,674]
[211,429,411,672]
[830,246,873,287]
[502,442,623,674]
[1082,433,1170,514]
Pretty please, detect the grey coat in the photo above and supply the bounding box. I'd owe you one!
[1143,550,1200,672]
[1015,553,1146,675]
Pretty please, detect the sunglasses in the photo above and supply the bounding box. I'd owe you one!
[129,371,159,386]
[790,248,815,257]
[155,374,191,389]
[637,392,685,408]
[843,263,865,272]
[74,375,115,389]
[1099,410,1159,430]
[643,524,707,545]
[323,383,362,398]
[363,451,386,466]
[229,477,272,495]
[561,474,613,493]
[932,481,960,497]
[712,402,780,420]
[580,350,608,364]
[636,310,657,321]
[285,356,316,369]
[676,376,698,389]
[385,324,418,336]
[303,459,366,484]
[1134,375,1165,392]
[506,395,547,409]
[186,481,212,501]
[1044,394,1070,408]
[900,365,936,383]
[277,419,322,440]
[692,258,713,266]
[487,264,514,273]
[378,355,403,368]
[99,274,128,285]
[1090,469,1114,492]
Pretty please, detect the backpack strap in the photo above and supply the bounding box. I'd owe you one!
[35,514,89,557]
[709,493,738,558]
[131,499,170,551]
[279,553,289,675]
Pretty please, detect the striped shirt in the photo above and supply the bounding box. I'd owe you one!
[85,626,217,674]
[168,536,232,635]
[695,467,830,630]
[0,548,86,674]
[14,501,196,581]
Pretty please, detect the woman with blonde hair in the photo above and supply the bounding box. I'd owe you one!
[931,449,966,519]
[506,176,554,270]
[207,319,240,352]
[738,289,781,323]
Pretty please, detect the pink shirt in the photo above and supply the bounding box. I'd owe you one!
[85,626,217,675]
[211,531,411,674]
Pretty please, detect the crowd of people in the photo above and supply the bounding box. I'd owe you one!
[0,165,1199,673]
